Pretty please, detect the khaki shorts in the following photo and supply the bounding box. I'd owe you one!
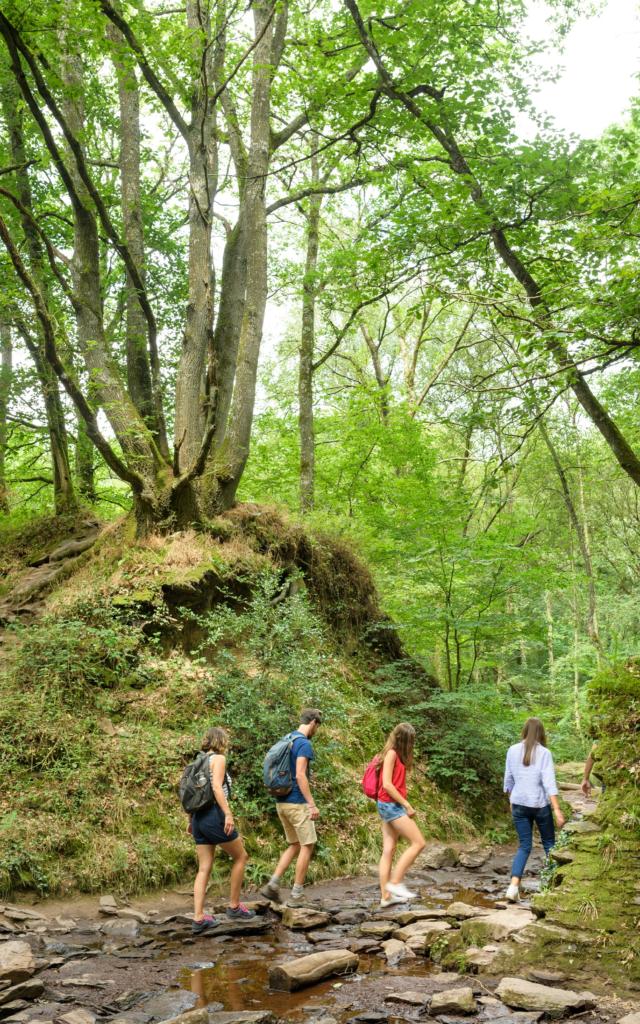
[276,802,317,846]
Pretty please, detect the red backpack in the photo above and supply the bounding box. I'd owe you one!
[361,755,382,800]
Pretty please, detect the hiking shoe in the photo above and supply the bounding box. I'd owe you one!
[380,894,407,908]
[226,903,256,919]
[505,883,520,903]
[260,880,281,903]
[192,914,217,934]
[387,882,418,901]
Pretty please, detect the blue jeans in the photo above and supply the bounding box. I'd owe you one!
[511,803,555,879]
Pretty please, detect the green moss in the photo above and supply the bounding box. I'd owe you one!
[525,661,640,992]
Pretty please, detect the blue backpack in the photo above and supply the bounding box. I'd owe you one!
[263,733,296,797]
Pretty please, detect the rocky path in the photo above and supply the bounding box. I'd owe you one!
[1,785,637,1024]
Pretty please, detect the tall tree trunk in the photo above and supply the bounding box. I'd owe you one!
[217,1,283,508]
[173,0,219,471]
[544,590,555,673]
[60,41,156,476]
[75,415,96,504]
[0,321,11,512]
[299,144,321,513]
[361,324,390,422]
[107,23,167,457]
[538,419,601,651]
[0,80,76,515]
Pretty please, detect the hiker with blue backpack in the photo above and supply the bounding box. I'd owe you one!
[362,722,426,907]
[179,727,255,933]
[260,708,323,906]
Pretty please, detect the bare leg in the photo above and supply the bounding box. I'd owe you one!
[194,844,215,920]
[274,842,300,879]
[221,837,249,908]
[294,843,315,886]
[379,820,397,899]
[389,815,426,884]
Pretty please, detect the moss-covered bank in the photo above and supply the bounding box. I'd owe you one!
[521,661,640,992]
[0,507,475,898]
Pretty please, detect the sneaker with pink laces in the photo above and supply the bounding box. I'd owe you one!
[226,903,256,919]
[192,914,217,934]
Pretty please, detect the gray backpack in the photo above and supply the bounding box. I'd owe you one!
[263,733,296,797]
[179,752,214,813]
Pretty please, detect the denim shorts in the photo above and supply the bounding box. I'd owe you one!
[377,800,407,823]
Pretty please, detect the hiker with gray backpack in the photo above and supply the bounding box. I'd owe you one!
[179,727,255,933]
[260,708,322,906]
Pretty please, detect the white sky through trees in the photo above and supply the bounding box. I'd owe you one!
[527,0,639,137]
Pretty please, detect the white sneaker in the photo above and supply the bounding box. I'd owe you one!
[505,883,520,903]
[387,882,418,901]
[380,894,407,908]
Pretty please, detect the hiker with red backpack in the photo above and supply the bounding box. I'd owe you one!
[260,708,323,906]
[363,722,426,907]
[179,727,255,934]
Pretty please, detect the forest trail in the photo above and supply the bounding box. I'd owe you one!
[2,782,634,1024]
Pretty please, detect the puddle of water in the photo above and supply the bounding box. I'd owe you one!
[179,952,342,1018]
[449,888,495,908]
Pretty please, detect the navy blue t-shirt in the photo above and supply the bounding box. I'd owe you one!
[276,731,314,804]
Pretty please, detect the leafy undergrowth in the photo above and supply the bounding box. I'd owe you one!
[0,508,479,898]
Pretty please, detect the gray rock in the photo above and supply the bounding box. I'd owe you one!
[431,987,477,1015]
[359,921,395,939]
[333,910,366,925]
[526,970,567,985]
[0,943,35,985]
[100,919,140,940]
[563,820,600,835]
[617,1015,640,1024]
[380,938,415,965]
[392,919,451,944]
[445,902,491,920]
[281,908,331,931]
[0,979,44,1005]
[137,993,198,1022]
[385,990,427,1006]
[458,848,492,869]
[420,844,458,869]
[460,909,535,944]
[269,949,359,992]
[116,909,150,925]
[495,978,596,1018]
[54,1011,97,1024]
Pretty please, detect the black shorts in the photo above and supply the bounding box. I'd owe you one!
[192,803,239,846]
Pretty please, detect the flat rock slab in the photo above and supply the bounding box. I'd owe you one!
[281,907,331,931]
[461,909,535,944]
[445,903,491,920]
[563,820,600,835]
[385,990,427,1006]
[192,917,271,939]
[0,977,44,1005]
[526,971,567,985]
[269,949,359,992]
[55,1011,97,1024]
[137,992,199,1021]
[431,987,477,1015]
[333,910,367,925]
[495,978,596,1018]
[0,941,35,984]
[359,922,396,939]
[618,1014,640,1024]
[393,920,452,943]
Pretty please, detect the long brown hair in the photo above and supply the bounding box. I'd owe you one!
[201,727,230,754]
[381,722,416,769]
[521,717,547,767]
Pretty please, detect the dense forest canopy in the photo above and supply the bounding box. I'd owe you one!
[0,0,639,747]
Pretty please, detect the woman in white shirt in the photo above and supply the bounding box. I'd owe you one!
[503,718,565,902]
